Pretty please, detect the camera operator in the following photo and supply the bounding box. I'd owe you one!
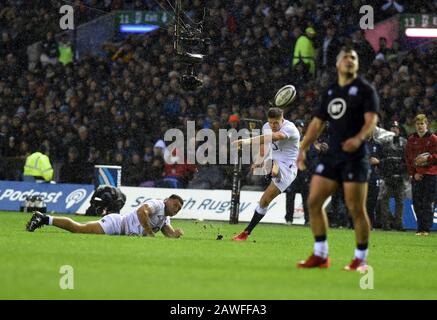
[379,121,407,231]
[85,185,127,216]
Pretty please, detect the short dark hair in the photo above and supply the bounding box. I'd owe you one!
[68,146,78,155]
[267,107,283,119]
[336,47,358,64]
[339,47,357,55]
[169,194,184,205]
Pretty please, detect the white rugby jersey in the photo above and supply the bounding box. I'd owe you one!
[262,119,300,168]
[123,199,170,236]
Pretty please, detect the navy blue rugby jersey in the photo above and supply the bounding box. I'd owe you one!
[313,76,379,161]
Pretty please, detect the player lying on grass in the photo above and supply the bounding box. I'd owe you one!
[26,194,184,238]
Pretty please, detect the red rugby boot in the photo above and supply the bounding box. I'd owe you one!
[297,254,330,269]
[344,258,368,272]
[232,230,249,241]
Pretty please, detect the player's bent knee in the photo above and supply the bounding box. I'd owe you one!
[259,198,271,208]
[260,193,276,208]
[307,196,323,211]
[347,205,367,218]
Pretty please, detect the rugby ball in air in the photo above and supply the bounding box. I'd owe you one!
[274,85,297,108]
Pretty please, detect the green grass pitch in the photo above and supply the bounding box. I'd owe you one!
[1,211,436,299]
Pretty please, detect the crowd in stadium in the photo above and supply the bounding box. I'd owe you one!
[0,0,436,196]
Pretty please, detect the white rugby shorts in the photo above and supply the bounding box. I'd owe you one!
[98,213,124,235]
[272,161,297,192]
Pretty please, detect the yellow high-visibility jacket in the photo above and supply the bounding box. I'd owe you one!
[292,35,316,75]
[58,44,73,65]
[23,152,53,182]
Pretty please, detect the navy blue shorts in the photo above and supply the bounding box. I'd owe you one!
[313,157,371,183]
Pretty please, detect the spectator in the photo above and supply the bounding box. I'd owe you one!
[85,146,102,184]
[74,126,91,161]
[153,139,169,161]
[352,31,375,72]
[0,31,16,59]
[228,114,240,130]
[113,151,125,168]
[162,148,197,188]
[143,143,154,164]
[142,156,165,187]
[59,146,87,184]
[123,152,146,186]
[188,164,225,189]
[40,31,58,66]
[319,24,342,73]
[375,37,394,62]
[380,0,405,19]
[3,136,19,157]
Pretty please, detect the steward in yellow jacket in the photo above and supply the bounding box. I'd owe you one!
[23,147,53,182]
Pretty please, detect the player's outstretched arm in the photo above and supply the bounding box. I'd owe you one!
[233,131,287,148]
[137,204,155,237]
[161,224,184,238]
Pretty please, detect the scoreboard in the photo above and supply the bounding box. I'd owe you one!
[400,14,437,38]
[115,11,174,33]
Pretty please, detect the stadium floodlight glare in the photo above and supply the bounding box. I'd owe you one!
[405,28,437,38]
[120,24,160,33]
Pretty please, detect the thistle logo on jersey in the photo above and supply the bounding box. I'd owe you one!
[348,86,358,96]
[65,189,88,209]
[327,98,347,120]
[315,164,325,174]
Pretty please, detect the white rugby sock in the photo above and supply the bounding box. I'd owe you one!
[48,215,53,225]
[354,248,368,261]
[314,241,329,259]
[255,204,268,215]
